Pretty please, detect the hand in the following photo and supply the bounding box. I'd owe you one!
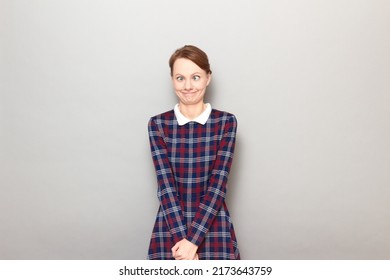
[171,238,198,260]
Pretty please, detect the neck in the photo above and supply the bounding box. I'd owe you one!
[178,102,206,120]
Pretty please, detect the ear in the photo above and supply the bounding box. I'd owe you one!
[206,73,211,86]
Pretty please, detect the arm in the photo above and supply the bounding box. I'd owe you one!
[186,114,237,246]
[148,118,187,244]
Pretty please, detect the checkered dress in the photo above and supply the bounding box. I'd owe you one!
[147,108,240,260]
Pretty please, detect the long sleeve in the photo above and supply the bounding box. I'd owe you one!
[186,114,237,246]
[148,118,187,244]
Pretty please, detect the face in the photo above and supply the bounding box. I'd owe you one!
[172,58,211,106]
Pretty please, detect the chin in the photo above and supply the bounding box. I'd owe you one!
[181,99,203,105]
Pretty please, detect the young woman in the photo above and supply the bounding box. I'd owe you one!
[147,45,240,260]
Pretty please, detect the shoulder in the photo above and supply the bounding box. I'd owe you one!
[150,109,175,121]
[148,110,175,126]
[210,108,237,124]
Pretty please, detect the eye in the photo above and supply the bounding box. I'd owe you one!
[193,75,200,81]
[176,76,184,81]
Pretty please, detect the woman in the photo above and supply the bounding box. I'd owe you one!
[147,45,240,260]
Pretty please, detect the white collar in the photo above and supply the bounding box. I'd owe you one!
[174,103,212,126]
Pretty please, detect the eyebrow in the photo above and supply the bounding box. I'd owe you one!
[174,72,202,76]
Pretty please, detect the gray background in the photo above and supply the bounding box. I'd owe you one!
[1,0,389,259]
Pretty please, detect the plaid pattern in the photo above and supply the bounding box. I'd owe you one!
[147,108,240,260]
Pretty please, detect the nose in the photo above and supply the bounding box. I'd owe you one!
[184,79,193,90]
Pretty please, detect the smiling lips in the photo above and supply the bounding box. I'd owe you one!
[181,90,197,94]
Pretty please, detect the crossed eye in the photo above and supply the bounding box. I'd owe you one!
[176,75,201,81]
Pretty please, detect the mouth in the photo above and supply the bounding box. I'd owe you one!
[181,91,197,95]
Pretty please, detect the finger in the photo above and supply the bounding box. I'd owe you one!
[172,243,179,251]
[173,249,183,259]
[171,244,179,258]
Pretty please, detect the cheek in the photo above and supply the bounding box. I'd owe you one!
[172,81,181,90]
[198,81,208,90]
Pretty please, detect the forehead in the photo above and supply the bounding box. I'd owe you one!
[173,58,205,75]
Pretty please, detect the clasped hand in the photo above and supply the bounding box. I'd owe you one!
[171,238,199,260]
